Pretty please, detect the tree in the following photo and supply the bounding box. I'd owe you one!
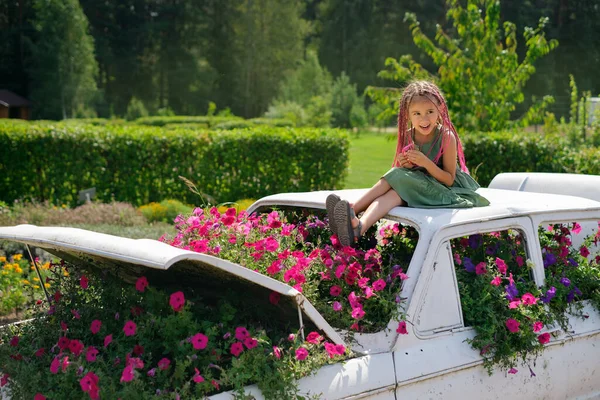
[28,0,98,119]
[276,50,332,107]
[367,0,558,132]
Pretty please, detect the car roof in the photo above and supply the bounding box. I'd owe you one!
[248,188,600,231]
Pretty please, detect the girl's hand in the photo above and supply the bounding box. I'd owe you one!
[396,153,414,168]
[405,150,428,167]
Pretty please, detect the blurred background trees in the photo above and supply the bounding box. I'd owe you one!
[0,0,598,128]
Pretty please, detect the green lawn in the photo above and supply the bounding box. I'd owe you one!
[344,131,396,189]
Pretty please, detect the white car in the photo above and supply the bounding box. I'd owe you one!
[1,173,599,400]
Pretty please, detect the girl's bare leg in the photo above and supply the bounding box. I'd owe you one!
[352,190,403,235]
[352,178,393,214]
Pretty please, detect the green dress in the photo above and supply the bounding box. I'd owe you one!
[383,128,489,209]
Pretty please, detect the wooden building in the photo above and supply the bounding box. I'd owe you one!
[0,90,31,120]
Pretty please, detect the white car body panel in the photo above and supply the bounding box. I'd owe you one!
[2,174,600,400]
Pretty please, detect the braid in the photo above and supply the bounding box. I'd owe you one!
[393,80,469,174]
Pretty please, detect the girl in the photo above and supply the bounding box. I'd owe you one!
[327,80,489,246]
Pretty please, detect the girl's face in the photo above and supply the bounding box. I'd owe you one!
[408,96,440,137]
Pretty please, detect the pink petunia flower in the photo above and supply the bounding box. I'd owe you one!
[133,344,144,356]
[495,258,507,275]
[268,291,281,305]
[580,246,590,258]
[35,347,45,357]
[86,346,99,362]
[508,299,521,309]
[506,318,520,333]
[538,332,551,344]
[60,321,68,331]
[191,333,208,350]
[103,334,113,348]
[329,285,342,297]
[332,301,342,312]
[521,293,539,305]
[123,320,137,337]
[324,342,338,358]
[572,222,582,234]
[90,320,102,335]
[396,321,408,335]
[235,327,250,341]
[120,364,135,382]
[80,371,99,395]
[306,331,323,344]
[62,356,71,371]
[157,357,171,370]
[68,340,84,356]
[351,307,365,320]
[50,357,60,374]
[0,374,9,387]
[475,262,487,275]
[80,275,89,289]
[34,394,46,400]
[295,347,309,360]
[508,368,518,374]
[533,321,544,332]
[169,291,186,312]
[230,342,244,357]
[273,346,282,359]
[244,337,258,349]
[372,279,386,291]
[490,276,502,286]
[516,256,524,267]
[9,336,18,347]
[135,276,148,292]
[193,367,205,383]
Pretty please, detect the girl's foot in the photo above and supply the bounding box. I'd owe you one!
[334,200,362,247]
[326,194,341,234]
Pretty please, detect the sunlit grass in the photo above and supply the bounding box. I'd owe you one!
[344,130,396,189]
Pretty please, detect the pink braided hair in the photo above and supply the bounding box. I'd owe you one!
[393,81,469,174]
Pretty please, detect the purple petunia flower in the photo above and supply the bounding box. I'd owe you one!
[505,283,519,301]
[468,234,483,249]
[567,286,582,303]
[568,258,578,267]
[463,257,475,273]
[543,252,556,268]
[540,286,556,304]
[560,277,571,287]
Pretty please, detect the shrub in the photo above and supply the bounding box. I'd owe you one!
[211,120,254,130]
[0,121,350,206]
[330,72,366,129]
[264,101,306,126]
[125,97,149,121]
[138,200,193,224]
[134,116,242,127]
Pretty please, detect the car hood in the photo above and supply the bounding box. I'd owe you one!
[0,224,347,347]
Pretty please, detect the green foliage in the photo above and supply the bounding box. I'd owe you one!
[276,51,333,108]
[0,254,52,316]
[135,116,243,127]
[264,102,306,126]
[138,200,193,224]
[125,97,149,121]
[367,0,558,132]
[0,121,349,207]
[330,72,366,129]
[28,0,99,119]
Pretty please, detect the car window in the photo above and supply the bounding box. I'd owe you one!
[537,219,600,305]
[450,229,531,328]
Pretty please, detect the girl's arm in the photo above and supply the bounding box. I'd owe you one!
[405,131,457,186]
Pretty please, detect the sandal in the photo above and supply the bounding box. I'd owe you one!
[334,200,361,247]
[326,194,341,234]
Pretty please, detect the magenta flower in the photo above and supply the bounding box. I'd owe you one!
[80,275,89,289]
[68,340,84,356]
[90,320,102,335]
[332,301,342,312]
[508,368,518,374]
[287,333,295,342]
[521,293,538,305]
[230,342,244,357]
[306,331,323,344]
[372,279,386,291]
[495,258,507,275]
[538,332,550,344]
[329,285,342,296]
[273,346,282,359]
[169,291,185,312]
[490,276,501,286]
[9,336,18,347]
[533,321,544,332]
[71,309,81,319]
[572,222,582,234]
[244,337,258,349]
[396,321,408,335]
[123,320,137,337]
[86,346,99,362]
[505,318,520,333]
[135,276,148,292]
[191,333,208,350]
[235,326,250,341]
[508,300,521,309]
[351,307,365,320]
[35,347,45,357]
[0,374,9,387]
[120,364,135,382]
[324,342,338,358]
[103,334,113,348]
[266,260,282,275]
[295,347,309,360]
[34,394,46,400]
[80,371,99,394]
[158,357,171,370]
[60,321,68,331]
[193,368,205,383]
[475,262,487,275]
[62,356,70,371]
[516,256,524,267]
[580,246,590,257]
[50,357,60,374]
[133,345,144,355]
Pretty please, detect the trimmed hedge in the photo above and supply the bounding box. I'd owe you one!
[0,121,349,206]
[134,116,243,127]
[462,131,600,187]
